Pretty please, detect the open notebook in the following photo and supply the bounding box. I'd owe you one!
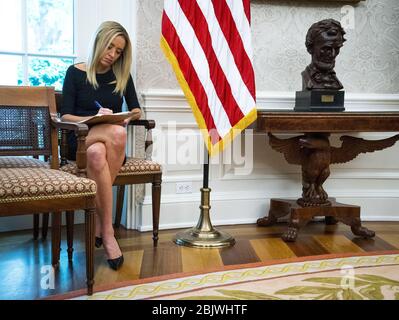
[78,110,140,126]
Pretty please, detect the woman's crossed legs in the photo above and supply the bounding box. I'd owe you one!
[85,124,127,260]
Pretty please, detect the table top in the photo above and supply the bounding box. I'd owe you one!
[256,110,399,133]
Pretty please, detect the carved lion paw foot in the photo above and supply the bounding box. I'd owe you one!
[257,215,277,227]
[304,184,316,199]
[352,226,375,238]
[317,186,328,200]
[282,227,298,242]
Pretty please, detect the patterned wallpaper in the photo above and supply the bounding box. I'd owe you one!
[136,0,399,94]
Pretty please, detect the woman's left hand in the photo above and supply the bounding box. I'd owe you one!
[122,108,141,126]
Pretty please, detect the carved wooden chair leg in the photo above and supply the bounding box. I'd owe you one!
[33,214,40,240]
[85,208,95,296]
[66,211,75,261]
[42,213,49,239]
[114,185,125,228]
[51,212,62,269]
[152,176,162,247]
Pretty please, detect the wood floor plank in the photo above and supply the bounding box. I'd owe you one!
[181,247,223,273]
[343,232,398,252]
[116,231,177,251]
[250,238,296,261]
[285,235,330,257]
[119,250,144,280]
[375,234,399,249]
[219,239,260,265]
[139,242,182,278]
[313,235,364,253]
[94,250,144,285]
[222,224,288,236]
[94,259,120,285]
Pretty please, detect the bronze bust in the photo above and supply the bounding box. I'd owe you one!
[302,19,346,91]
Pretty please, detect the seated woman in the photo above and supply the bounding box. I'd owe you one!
[60,21,141,270]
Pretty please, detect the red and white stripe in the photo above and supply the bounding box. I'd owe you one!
[161,0,256,154]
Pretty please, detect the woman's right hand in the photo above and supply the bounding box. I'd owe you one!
[97,107,113,115]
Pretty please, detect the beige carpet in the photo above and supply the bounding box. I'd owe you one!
[56,251,399,300]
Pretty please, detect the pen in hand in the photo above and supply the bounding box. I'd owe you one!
[94,100,113,115]
[94,100,103,109]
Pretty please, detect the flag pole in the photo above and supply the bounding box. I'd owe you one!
[173,146,235,248]
[203,148,209,188]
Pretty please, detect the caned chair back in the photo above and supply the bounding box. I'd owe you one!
[0,86,59,169]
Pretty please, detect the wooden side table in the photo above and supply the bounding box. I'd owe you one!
[256,111,399,241]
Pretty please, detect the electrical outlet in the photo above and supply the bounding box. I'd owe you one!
[176,182,193,194]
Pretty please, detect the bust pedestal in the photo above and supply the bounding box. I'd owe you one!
[294,90,345,112]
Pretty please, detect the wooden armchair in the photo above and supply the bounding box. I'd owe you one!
[0,86,96,295]
[35,92,162,261]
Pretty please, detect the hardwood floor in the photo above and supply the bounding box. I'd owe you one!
[0,221,398,300]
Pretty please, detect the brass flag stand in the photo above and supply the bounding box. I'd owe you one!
[173,149,235,248]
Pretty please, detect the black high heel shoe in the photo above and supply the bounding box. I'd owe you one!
[107,255,124,270]
[95,237,103,248]
[105,237,124,270]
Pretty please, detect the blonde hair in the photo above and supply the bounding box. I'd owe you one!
[87,21,132,96]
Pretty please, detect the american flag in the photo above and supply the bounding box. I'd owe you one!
[161,0,257,156]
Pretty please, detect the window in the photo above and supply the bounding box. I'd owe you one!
[0,0,75,90]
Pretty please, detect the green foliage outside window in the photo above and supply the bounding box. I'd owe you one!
[23,58,73,91]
